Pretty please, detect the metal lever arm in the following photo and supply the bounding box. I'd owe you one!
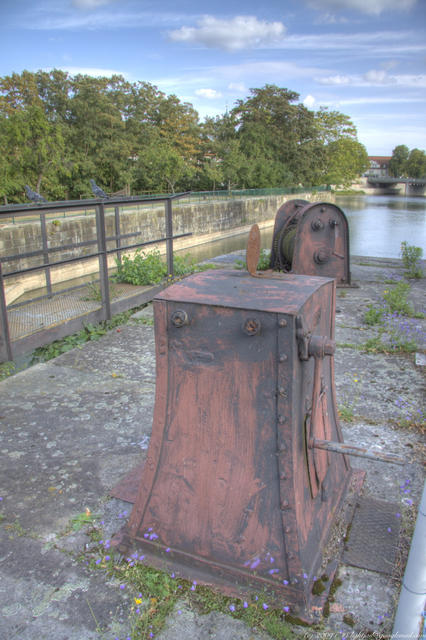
[311,438,405,466]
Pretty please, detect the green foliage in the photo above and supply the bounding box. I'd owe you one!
[389,145,426,179]
[70,510,98,532]
[115,249,214,286]
[363,305,384,325]
[400,241,424,279]
[0,361,15,380]
[0,72,368,200]
[389,145,410,178]
[235,248,271,271]
[338,403,355,422]
[405,148,426,179]
[322,137,369,187]
[101,557,296,640]
[115,249,167,286]
[361,334,418,355]
[81,279,118,302]
[30,310,134,363]
[382,281,414,316]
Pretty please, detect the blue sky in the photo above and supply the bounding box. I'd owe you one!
[1,0,425,155]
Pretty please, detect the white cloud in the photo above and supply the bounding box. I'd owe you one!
[303,94,316,108]
[363,69,394,84]
[317,70,426,87]
[72,0,115,8]
[169,16,286,51]
[318,74,351,85]
[46,65,131,79]
[306,0,417,16]
[228,82,247,93]
[195,88,223,99]
[27,7,185,30]
[279,30,426,56]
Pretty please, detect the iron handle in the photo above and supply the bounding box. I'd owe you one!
[310,438,405,465]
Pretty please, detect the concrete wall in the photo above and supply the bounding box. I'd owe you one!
[1,191,334,304]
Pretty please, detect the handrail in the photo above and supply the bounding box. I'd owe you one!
[0,193,190,363]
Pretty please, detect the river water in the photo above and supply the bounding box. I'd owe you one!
[177,195,426,262]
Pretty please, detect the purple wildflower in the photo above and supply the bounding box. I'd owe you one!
[250,558,260,569]
[229,604,236,612]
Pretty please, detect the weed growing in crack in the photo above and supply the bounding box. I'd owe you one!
[84,524,300,640]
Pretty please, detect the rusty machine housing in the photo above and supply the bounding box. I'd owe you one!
[114,269,353,618]
[270,200,351,285]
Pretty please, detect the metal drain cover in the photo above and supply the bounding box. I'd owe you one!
[343,497,400,575]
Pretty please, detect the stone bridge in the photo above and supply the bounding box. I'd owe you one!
[367,176,426,196]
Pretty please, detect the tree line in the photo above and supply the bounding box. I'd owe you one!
[388,145,426,179]
[0,70,370,204]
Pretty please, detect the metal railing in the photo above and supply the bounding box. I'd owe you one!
[1,185,331,224]
[0,193,190,363]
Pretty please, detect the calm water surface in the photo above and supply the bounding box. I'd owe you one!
[336,194,426,258]
[177,195,426,261]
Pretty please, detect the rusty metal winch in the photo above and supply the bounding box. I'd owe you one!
[269,199,351,285]
[113,268,355,618]
[112,221,404,620]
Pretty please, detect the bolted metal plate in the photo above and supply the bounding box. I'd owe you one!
[342,497,400,575]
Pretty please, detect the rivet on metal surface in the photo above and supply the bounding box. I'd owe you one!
[313,248,331,264]
[280,472,287,480]
[278,415,286,424]
[243,318,261,336]
[287,551,294,559]
[278,386,286,396]
[171,309,189,327]
[281,500,289,509]
[285,526,291,533]
[278,318,287,328]
[279,353,288,362]
[311,219,324,231]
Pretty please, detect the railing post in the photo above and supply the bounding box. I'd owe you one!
[165,198,174,278]
[114,205,122,265]
[95,204,111,321]
[0,262,13,362]
[40,212,53,298]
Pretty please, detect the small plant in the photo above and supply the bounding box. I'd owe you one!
[382,281,414,316]
[235,248,271,271]
[70,509,98,532]
[0,361,15,381]
[363,305,384,326]
[30,310,135,363]
[115,249,214,287]
[338,403,355,422]
[115,249,167,286]
[81,279,118,302]
[400,241,424,279]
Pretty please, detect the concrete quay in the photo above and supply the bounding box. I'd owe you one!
[0,255,425,640]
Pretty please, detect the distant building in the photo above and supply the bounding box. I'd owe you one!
[366,156,392,178]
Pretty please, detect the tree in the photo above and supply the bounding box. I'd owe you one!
[133,137,194,193]
[0,71,67,202]
[388,145,409,178]
[405,148,426,179]
[323,137,369,187]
